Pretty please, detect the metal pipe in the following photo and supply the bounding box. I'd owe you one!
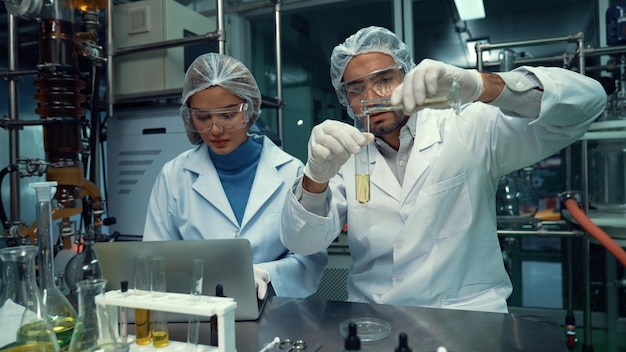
[0,69,38,79]
[8,14,21,225]
[476,32,583,70]
[274,0,284,146]
[106,0,114,109]
[216,0,224,54]
[115,32,222,57]
[478,33,584,51]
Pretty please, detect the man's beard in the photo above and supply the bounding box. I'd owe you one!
[370,111,409,137]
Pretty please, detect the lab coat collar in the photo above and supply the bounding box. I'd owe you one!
[182,135,291,226]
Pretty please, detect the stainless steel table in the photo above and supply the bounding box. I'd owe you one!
[169,296,567,352]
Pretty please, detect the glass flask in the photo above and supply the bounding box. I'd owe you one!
[64,225,102,293]
[31,181,78,351]
[496,167,539,217]
[68,279,117,352]
[0,245,60,351]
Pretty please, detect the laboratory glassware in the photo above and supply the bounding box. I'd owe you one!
[118,281,129,344]
[68,278,116,352]
[360,75,461,115]
[30,181,78,350]
[354,114,370,204]
[64,225,102,293]
[0,245,61,351]
[187,259,204,351]
[150,256,169,348]
[495,167,538,218]
[133,255,151,345]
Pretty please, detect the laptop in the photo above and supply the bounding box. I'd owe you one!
[93,239,266,321]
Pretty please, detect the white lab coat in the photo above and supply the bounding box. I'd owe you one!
[143,134,327,298]
[280,67,607,312]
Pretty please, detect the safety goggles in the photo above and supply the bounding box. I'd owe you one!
[183,102,249,133]
[339,65,405,106]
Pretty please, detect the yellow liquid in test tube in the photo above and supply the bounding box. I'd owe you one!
[152,330,169,348]
[356,174,370,204]
[134,309,151,345]
[355,115,370,204]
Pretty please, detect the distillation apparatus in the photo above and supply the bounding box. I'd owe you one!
[1,0,113,289]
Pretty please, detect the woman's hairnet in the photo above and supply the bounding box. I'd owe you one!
[330,26,416,119]
[181,53,262,145]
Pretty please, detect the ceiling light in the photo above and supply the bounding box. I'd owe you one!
[454,0,486,21]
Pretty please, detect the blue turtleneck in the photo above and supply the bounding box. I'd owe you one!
[209,137,262,224]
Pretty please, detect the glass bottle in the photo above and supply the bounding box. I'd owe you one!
[0,245,60,351]
[31,181,78,351]
[496,168,539,219]
[68,279,117,352]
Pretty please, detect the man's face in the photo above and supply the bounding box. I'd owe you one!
[342,52,408,138]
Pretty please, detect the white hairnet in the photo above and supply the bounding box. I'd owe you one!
[330,26,415,119]
[181,53,262,145]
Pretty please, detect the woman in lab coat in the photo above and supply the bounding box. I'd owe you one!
[280,26,607,312]
[143,53,327,299]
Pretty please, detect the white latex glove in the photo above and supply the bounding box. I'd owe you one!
[391,58,484,115]
[253,264,270,300]
[303,120,375,184]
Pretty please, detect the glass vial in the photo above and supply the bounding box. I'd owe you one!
[31,181,78,351]
[210,284,225,347]
[133,255,151,345]
[187,259,204,352]
[0,246,60,351]
[150,256,168,348]
[68,279,116,352]
[354,114,370,204]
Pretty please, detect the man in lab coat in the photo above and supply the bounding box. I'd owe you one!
[143,53,327,299]
[280,26,606,312]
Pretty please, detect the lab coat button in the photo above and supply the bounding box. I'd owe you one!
[399,160,406,167]
[515,82,524,90]
[232,231,239,238]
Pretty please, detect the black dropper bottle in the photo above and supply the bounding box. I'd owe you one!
[395,332,412,352]
[210,284,225,346]
[344,321,361,351]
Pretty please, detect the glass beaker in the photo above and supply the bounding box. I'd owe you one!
[68,279,116,352]
[0,245,60,351]
[31,181,78,351]
[496,167,538,217]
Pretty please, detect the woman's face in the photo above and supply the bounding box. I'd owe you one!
[188,86,250,155]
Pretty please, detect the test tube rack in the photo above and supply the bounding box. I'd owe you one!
[96,290,237,352]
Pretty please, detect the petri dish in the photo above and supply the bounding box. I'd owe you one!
[339,317,392,342]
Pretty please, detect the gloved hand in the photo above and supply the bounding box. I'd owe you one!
[253,264,270,300]
[391,58,484,115]
[303,120,374,184]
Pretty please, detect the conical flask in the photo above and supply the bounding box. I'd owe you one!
[68,278,117,352]
[0,245,60,351]
[31,181,78,351]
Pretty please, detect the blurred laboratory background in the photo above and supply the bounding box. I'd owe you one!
[1,0,626,351]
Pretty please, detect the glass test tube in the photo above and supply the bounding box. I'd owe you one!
[354,114,370,204]
[150,256,169,348]
[133,255,151,346]
[361,75,461,115]
[187,259,204,352]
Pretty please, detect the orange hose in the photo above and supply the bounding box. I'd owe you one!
[565,198,626,267]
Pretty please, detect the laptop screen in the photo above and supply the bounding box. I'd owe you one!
[93,239,264,321]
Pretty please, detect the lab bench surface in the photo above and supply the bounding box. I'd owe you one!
[164,296,567,352]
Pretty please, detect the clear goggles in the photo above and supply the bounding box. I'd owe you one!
[338,65,405,106]
[183,102,249,133]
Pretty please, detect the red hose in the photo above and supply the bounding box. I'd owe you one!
[565,198,626,267]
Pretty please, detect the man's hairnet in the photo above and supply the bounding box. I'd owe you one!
[181,53,262,145]
[330,26,416,119]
